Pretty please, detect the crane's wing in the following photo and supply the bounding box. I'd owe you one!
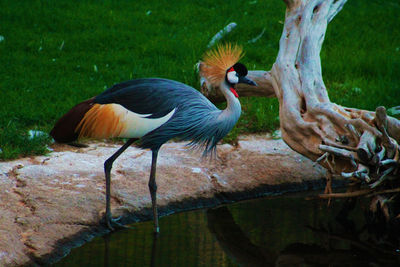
[50,78,220,144]
[72,78,218,141]
[94,78,211,118]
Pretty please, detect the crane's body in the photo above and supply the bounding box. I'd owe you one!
[88,78,239,153]
[50,44,256,233]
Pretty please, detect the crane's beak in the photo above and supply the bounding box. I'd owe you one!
[238,76,257,86]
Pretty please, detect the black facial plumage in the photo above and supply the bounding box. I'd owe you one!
[232,62,248,77]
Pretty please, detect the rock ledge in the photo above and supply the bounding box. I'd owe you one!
[0,136,328,266]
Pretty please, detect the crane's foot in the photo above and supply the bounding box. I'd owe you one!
[104,215,134,231]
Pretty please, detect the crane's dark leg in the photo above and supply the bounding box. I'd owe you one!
[104,138,137,230]
[149,148,160,233]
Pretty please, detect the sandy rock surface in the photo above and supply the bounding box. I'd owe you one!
[0,135,326,266]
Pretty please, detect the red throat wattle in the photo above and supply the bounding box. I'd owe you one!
[230,87,239,98]
[228,67,238,97]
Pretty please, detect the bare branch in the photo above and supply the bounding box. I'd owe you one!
[370,167,396,188]
[328,0,348,22]
[367,187,400,197]
[283,0,300,10]
[345,123,360,143]
[387,116,400,142]
[319,189,372,199]
[371,147,386,166]
[356,131,376,162]
[315,151,328,163]
[341,164,370,182]
[380,159,398,167]
[375,106,397,158]
[319,144,359,160]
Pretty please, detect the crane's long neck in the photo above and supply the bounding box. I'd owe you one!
[218,81,241,124]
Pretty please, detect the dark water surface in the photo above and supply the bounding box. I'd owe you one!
[54,192,400,266]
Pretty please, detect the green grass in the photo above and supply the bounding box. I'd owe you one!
[0,0,399,160]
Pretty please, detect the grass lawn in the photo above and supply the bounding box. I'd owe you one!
[0,0,399,160]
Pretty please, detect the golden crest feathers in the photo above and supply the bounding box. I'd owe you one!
[200,43,244,86]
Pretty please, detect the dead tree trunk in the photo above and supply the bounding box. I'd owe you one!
[200,0,400,199]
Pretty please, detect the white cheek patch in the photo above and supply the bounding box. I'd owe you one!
[227,71,239,84]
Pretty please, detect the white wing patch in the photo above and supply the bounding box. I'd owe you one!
[137,113,153,118]
[113,104,176,138]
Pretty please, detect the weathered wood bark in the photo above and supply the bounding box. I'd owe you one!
[200,0,400,198]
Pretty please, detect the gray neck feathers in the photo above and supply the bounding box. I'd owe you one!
[139,79,241,156]
[218,81,241,125]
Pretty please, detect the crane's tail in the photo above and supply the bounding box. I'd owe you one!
[50,98,95,143]
[50,98,129,143]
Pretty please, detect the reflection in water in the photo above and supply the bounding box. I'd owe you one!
[151,233,159,267]
[207,202,400,266]
[207,206,273,266]
[54,193,400,266]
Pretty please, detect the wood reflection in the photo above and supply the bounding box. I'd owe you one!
[207,200,400,266]
[207,206,275,266]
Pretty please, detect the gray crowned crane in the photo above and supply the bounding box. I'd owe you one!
[50,44,256,233]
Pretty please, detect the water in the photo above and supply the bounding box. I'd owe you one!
[54,192,400,266]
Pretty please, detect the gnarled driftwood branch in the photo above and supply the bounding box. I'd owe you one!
[200,0,400,199]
